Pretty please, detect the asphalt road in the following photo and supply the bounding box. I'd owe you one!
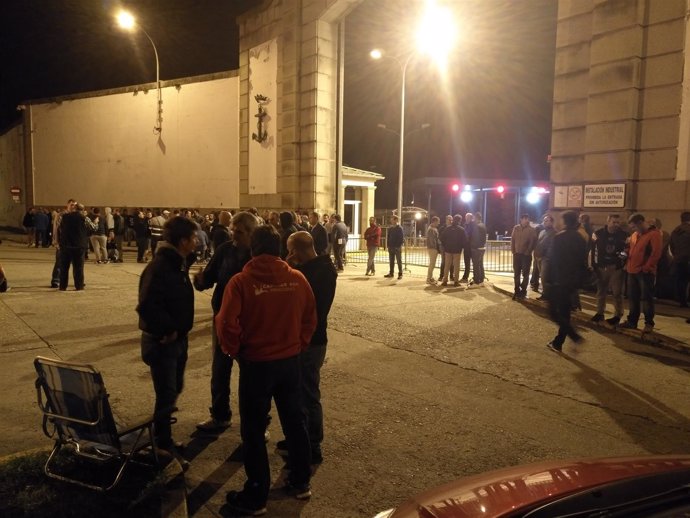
[2,242,690,517]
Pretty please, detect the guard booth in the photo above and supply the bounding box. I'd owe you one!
[340,166,384,251]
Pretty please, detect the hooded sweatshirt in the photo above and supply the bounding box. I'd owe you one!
[215,254,317,361]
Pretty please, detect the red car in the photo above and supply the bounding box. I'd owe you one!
[374,455,690,517]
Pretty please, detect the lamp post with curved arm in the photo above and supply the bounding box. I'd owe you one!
[116,10,163,135]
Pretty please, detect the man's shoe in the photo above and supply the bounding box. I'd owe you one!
[50,283,58,288]
[226,490,267,516]
[196,417,231,432]
[590,313,604,323]
[441,281,448,286]
[283,480,312,500]
[426,279,437,285]
[512,293,518,300]
[397,273,403,279]
[453,281,460,287]
[619,321,638,330]
[605,316,620,326]
[546,341,562,352]
[459,278,469,284]
[642,324,654,334]
[530,285,540,292]
[384,273,394,278]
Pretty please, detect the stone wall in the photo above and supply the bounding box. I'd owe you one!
[552,0,689,225]
[0,123,25,228]
[237,0,363,212]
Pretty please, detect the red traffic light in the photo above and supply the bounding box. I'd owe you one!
[451,183,460,192]
[496,185,505,194]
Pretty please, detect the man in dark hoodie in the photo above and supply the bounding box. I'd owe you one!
[137,216,198,456]
[281,231,337,464]
[670,211,690,308]
[193,211,257,432]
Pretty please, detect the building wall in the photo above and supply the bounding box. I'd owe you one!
[0,124,25,227]
[237,0,363,212]
[552,0,689,225]
[27,74,239,209]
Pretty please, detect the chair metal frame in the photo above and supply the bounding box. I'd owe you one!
[34,356,159,492]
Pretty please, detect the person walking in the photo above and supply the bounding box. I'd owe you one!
[364,216,381,276]
[137,216,198,458]
[384,215,404,279]
[216,225,316,516]
[545,211,589,352]
[193,212,257,433]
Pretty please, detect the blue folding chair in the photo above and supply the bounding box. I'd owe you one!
[34,356,158,491]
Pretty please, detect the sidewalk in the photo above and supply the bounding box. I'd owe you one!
[362,258,690,354]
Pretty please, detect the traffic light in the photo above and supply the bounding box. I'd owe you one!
[451,183,460,193]
[496,185,505,194]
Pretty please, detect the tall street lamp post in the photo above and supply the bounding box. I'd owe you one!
[370,1,457,226]
[116,10,163,135]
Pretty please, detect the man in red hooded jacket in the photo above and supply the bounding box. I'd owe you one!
[216,224,317,516]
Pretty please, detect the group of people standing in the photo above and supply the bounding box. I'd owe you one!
[136,212,337,516]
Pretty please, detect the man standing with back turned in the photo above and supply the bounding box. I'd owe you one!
[216,225,316,516]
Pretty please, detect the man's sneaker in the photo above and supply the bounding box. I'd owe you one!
[397,273,403,279]
[441,281,448,286]
[590,313,604,323]
[283,480,312,500]
[226,490,267,516]
[459,278,469,284]
[384,273,394,278]
[546,340,562,352]
[426,279,437,285]
[642,324,654,334]
[196,417,231,432]
[605,316,620,326]
[619,321,638,330]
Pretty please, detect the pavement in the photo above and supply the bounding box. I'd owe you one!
[2,229,690,517]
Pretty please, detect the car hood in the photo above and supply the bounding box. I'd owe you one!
[388,455,690,518]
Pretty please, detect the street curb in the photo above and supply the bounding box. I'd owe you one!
[490,283,690,355]
[0,447,188,518]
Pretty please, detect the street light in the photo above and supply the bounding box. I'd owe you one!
[370,2,456,225]
[116,10,163,135]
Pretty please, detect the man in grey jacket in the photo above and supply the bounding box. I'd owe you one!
[511,214,538,300]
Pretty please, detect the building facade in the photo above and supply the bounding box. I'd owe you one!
[552,0,690,225]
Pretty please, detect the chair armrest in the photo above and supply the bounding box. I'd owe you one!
[116,416,154,437]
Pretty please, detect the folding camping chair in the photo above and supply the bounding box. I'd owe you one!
[34,356,159,491]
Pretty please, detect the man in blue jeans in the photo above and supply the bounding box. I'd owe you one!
[385,215,404,279]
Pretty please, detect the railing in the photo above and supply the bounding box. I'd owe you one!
[343,237,513,273]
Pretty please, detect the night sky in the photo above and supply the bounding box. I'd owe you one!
[0,0,557,221]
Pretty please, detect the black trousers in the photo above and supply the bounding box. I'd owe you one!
[676,261,690,306]
[51,248,61,286]
[300,344,326,446]
[513,253,532,293]
[58,246,85,290]
[238,355,311,504]
[136,237,149,261]
[388,247,402,274]
[142,333,188,449]
[209,319,233,421]
[461,246,471,279]
[548,284,578,346]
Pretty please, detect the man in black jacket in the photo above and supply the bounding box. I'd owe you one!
[308,212,328,256]
[137,216,198,453]
[670,211,690,307]
[58,203,94,291]
[193,211,257,432]
[545,210,588,352]
[282,231,337,464]
[385,215,405,279]
[439,214,467,287]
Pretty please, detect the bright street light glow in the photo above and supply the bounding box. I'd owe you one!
[460,191,473,203]
[526,192,540,205]
[370,49,382,60]
[416,1,457,64]
[116,10,135,30]
[414,212,422,220]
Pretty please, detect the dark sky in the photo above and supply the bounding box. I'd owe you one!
[0,0,255,130]
[0,0,557,216]
[343,0,558,211]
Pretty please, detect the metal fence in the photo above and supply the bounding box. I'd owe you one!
[344,237,513,272]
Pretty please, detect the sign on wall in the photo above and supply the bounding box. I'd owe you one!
[553,184,583,208]
[583,183,626,208]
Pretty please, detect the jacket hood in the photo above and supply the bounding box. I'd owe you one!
[244,254,291,282]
